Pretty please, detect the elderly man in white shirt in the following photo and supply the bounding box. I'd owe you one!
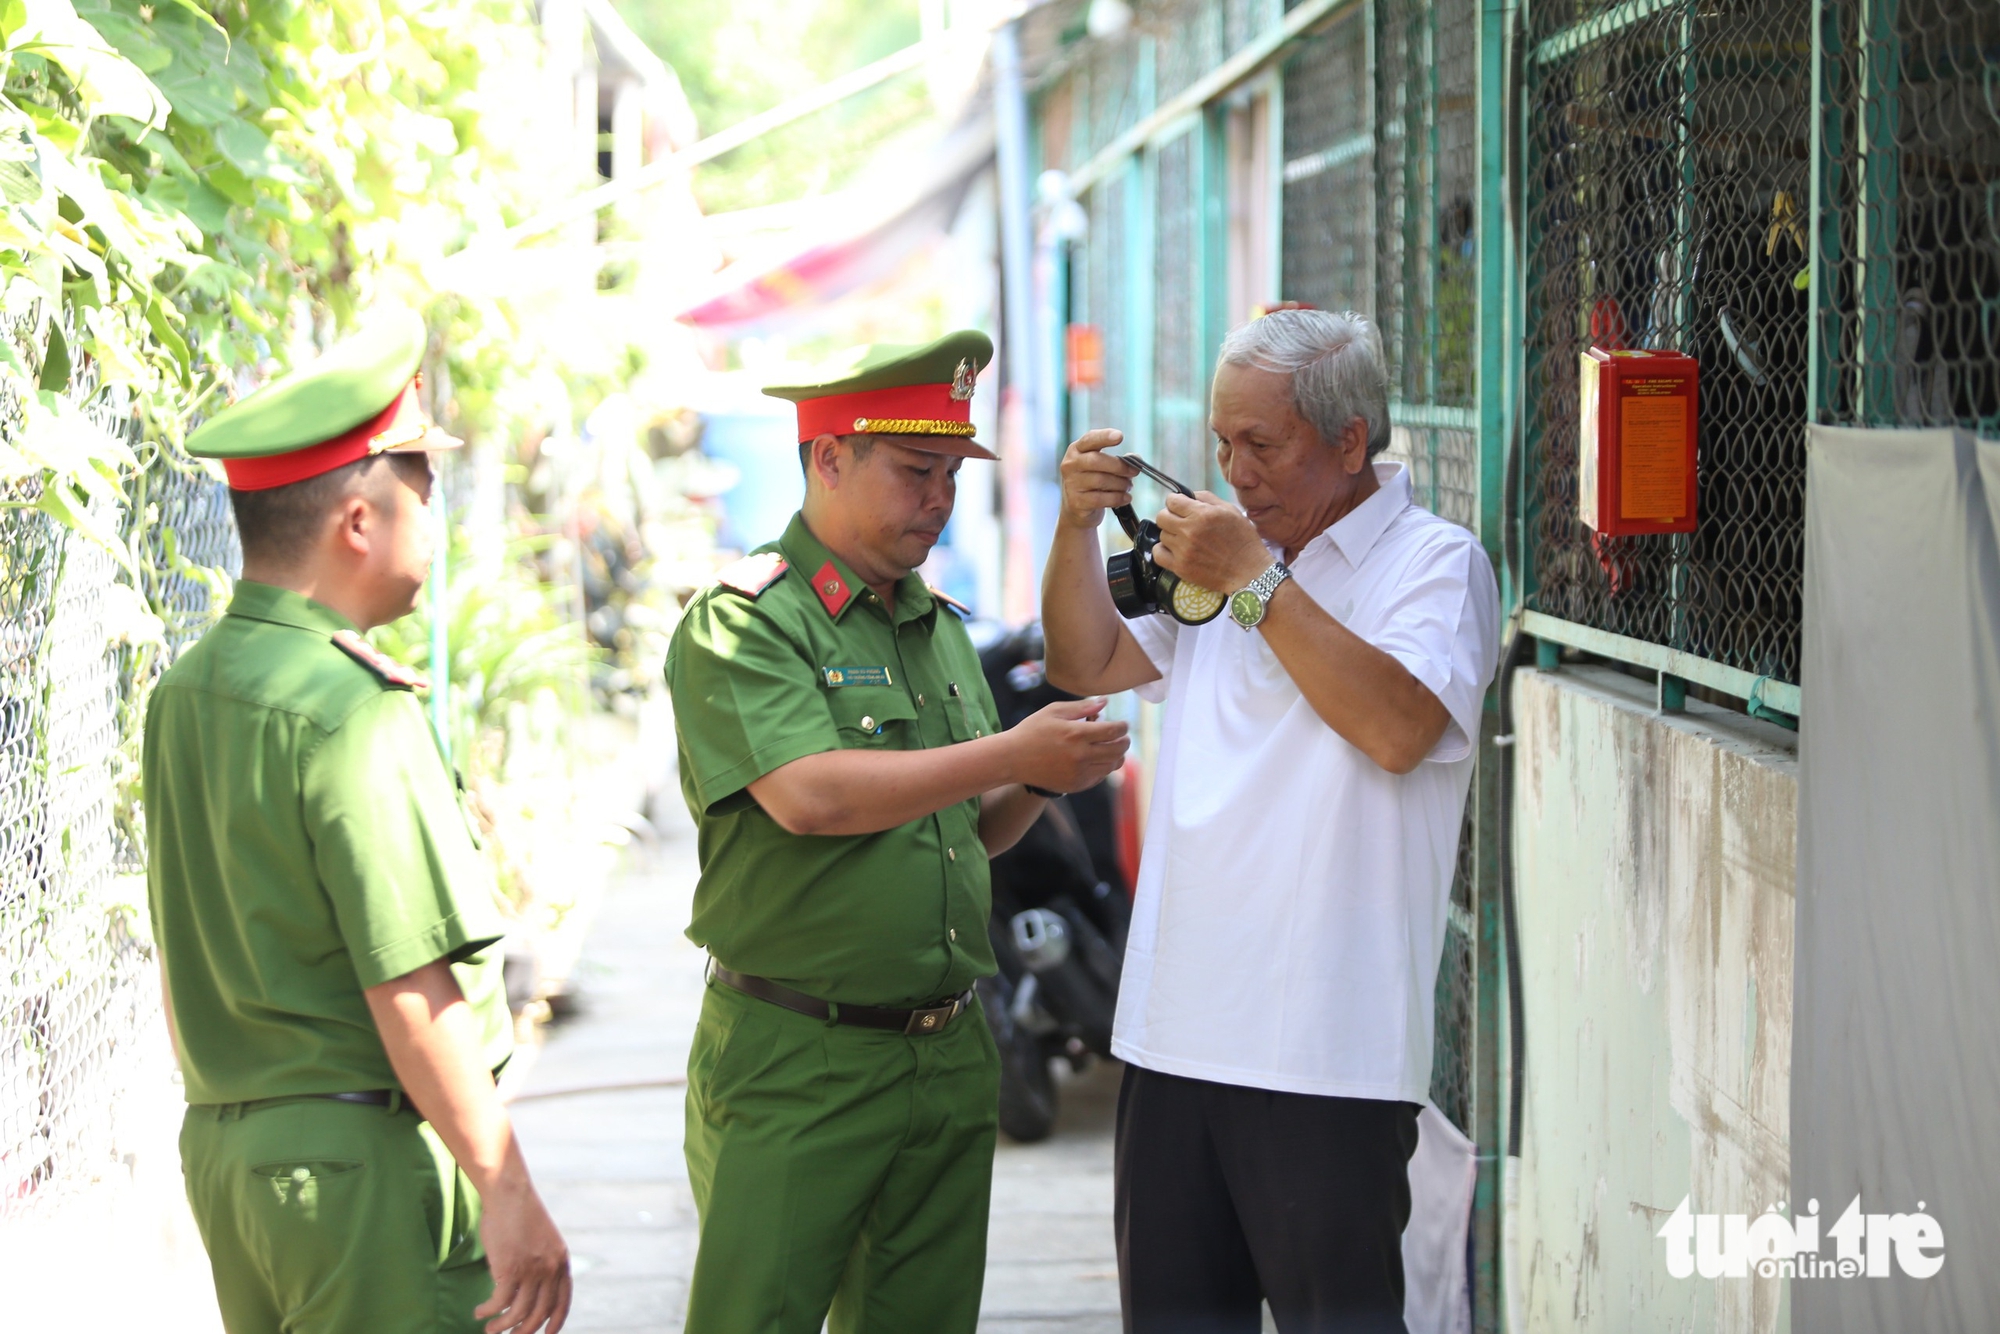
[1042,308,1498,1334]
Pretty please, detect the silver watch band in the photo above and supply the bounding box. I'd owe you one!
[1232,561,1292,628]
[1245,561,1291,602]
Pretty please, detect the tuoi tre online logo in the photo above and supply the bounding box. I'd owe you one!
[1657,1196,1944,1280]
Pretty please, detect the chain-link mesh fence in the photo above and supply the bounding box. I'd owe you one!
[1280,9,1373,312]
[1376,0,1478,408]
[1523,0,1815,683]
[0,367,237,1217]
[1814,0,2000,435]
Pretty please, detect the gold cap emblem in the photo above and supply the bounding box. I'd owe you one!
[950,358,975,402]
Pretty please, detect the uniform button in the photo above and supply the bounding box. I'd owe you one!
[860,715,875,730]
[947,847,957,862]
[949,928,958,941]
[292,1167,311,1184]
[917,693,925,706]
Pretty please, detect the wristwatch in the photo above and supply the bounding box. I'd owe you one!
[1228,561,1292,630]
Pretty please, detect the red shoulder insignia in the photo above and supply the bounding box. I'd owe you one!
[810,560,855,617]
[928,585,973,618]
[716,552,789,599]
[332,629,431,691]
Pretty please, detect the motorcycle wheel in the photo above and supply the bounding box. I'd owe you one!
[978,975,1059,1143]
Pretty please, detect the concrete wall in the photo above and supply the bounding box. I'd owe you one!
[1511,666,1797,1331]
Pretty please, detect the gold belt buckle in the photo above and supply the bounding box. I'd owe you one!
[904,997,960,1035]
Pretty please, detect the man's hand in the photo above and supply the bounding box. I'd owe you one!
[1003,697,1130,793]
[475,1180,573,1334]
[1058,429,1134,530]
[1153,491,1273,594]
[365,962,571,1334]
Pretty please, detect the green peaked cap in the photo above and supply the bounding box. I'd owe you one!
[760,329,993,401]
[186,309,429,460]
[761,329,996,460]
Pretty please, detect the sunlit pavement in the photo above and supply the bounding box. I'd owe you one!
[509,798,1124,1334]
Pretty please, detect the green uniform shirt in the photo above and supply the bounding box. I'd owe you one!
[144,581,511,1105]
[666,513,1003,1009]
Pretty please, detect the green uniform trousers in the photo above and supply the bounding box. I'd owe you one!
[684,976,1001,1334]
[180,1096,491,1334]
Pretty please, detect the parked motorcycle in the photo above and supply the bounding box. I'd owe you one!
[975,623,1133,1143]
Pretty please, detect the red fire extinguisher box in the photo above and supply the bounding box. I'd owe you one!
[1577,346,1700,536]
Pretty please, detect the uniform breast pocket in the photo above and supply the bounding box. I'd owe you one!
[942,684,991,743]
[826,686,918,749]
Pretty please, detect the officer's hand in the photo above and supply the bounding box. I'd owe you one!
[475,1181,573,1334]
[1058,429,1135,530]
[1153,491,1270,594]
[1008,697,1130,794]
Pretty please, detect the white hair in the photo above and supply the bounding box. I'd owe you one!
[1216,309,1392,458]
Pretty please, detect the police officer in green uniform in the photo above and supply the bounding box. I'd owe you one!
[145,311,572,1334]
[666,330,1131,1334]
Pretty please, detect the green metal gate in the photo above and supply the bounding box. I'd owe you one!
[1519,0,1998,699]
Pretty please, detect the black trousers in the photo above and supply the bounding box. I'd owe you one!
[1113,1064,1421,1334]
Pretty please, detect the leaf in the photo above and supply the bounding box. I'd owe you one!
[36,479,135,575]
[212,117,276,177]
[0,325,30,380]
[139,286,188,380]
[37,314,66,389]
[0,155,38,203]
[24,100,79,151]
[179,177,228,230]
[202,157,253,206]
[152,0,227,48]
[10,1,172,129]
[27,250,60,300]
[75,8,169,73]
[0,436,33,480]
[22,387,136,475]
[43,150,140,257]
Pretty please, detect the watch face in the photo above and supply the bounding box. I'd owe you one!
[1230,588,1263,626]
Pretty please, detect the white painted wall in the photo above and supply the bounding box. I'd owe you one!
[1510,665,1797,1332]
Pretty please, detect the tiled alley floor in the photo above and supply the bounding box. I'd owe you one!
[509,801,1124,1334]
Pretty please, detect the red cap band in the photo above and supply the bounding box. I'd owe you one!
[223,382,422,491]
[794,382,971,443]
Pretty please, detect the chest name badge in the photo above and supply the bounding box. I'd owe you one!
[823,666,893,688]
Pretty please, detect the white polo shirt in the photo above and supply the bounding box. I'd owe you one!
[1115,462,1499,1102]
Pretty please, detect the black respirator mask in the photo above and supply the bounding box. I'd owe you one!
[1104,454,1226,626]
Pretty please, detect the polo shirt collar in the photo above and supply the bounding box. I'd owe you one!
[1298,462,1413,568]
[225,579,357,635]
[777,512,936,625]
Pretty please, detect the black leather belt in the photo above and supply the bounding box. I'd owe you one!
[711,963,972,1036]
[319,1090,394,1106]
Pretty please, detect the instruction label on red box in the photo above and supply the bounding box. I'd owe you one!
[1578,347,1699,536]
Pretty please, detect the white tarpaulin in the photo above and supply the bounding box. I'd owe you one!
[1403,1104,1475,1334]
[1794,425,2000,1332]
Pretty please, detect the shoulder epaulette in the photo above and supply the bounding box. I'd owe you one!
[715,552,789,599]
[929,585,974,618]
[332,629,430,690]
